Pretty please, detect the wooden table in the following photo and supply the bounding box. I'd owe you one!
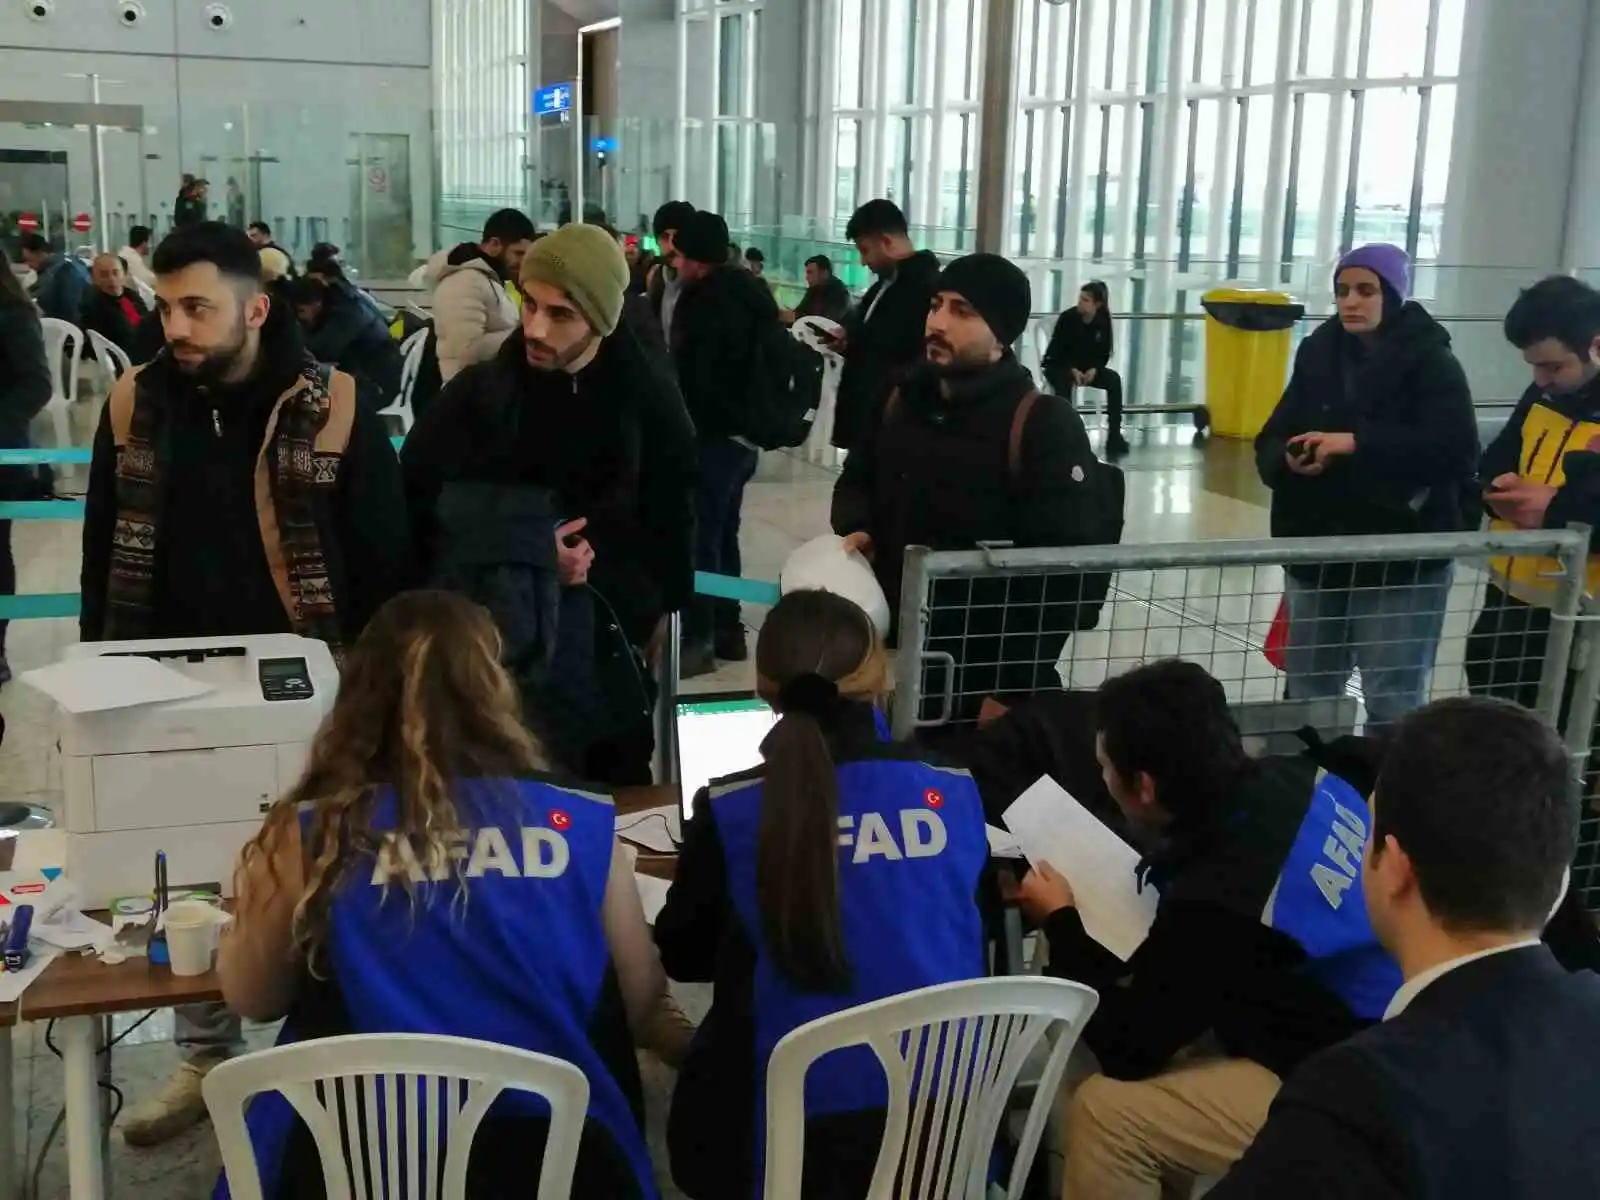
[0,918,225,1200]
[614,784,682,881]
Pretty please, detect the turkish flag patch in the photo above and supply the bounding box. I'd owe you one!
[550,810,572,831]
[924,788,943,809]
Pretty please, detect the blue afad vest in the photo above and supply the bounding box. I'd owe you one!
[214,778,658,1200]
[1267,771,1403,1020]
[711,759,989,1135]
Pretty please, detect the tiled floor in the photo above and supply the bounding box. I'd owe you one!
[0,412,1296,1197]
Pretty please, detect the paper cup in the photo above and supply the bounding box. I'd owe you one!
[164,900,219,977]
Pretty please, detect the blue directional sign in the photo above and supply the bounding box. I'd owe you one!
[591,136,617,153]
[534,82,574,116]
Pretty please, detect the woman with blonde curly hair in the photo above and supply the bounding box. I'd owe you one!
[217,589,685,1200]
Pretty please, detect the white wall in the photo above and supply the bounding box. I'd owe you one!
[0,0,433,268]
[1439,0,1590,402]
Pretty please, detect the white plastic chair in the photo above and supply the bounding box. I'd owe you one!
[38,317,83,450]
[763,975,1100,1200]
[84,329,132,394]
[1033,315,1110,426]
[131,276,156,308]
[377,328,428,435]
[792,315,846,466]
[202,1033,591,1200]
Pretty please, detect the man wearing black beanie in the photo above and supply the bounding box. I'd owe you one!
[832,252,1112,718]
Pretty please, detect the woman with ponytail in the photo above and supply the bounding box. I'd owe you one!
[657,588,989,1200]
[217,589,686,1200]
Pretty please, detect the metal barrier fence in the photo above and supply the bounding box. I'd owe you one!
[889,529,1594,903]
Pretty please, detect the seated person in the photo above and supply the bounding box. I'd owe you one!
[284,274,402,414]
[79,252,150,362]
[781,253,852,326]
[1009,659,1401,1198]
[218,589,689,1200]
[1212,697,1600,1198]
[655,589,990,1200]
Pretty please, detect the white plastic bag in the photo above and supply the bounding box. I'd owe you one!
[779,535,892,638]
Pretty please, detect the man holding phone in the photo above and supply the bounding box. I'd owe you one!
[1469,276,1600,703]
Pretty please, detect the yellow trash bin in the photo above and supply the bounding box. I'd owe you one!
[1201,289,1306,439]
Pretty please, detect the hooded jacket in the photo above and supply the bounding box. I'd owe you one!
[302,282,403,414]
[833,248,943,450]
[1255,302,1478,584]
[423,243,519,383]
[1481,375,1600,604]
[671,263,783,441]
[29,253,91,324]
[402,325,698,649]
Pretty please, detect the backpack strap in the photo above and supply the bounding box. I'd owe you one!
[1008,389,1042,483]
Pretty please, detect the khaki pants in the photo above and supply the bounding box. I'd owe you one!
[1062,1058,1281,1200]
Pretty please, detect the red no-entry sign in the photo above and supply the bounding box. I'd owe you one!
[71,212,92,233]
[15,212,38,233]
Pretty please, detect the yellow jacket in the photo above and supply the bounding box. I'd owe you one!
[1485,388,1600,604]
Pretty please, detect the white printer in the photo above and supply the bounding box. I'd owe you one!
[55,635,339,908]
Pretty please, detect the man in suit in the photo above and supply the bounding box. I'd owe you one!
[1211,696,1600,1200]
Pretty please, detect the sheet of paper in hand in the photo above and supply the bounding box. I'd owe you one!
[1003,775,1158,961]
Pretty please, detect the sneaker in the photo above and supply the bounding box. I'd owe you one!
[119,1060,217,1147]
[680,641,717,680]
[1106,431,1131,458]
[714,627,750,662]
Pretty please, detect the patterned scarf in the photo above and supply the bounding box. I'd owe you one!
[105,356,345,654]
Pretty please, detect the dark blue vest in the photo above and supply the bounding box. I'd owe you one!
[1267,770,1403,1019]
[215,777,657,1199]
[710,755,988,1157]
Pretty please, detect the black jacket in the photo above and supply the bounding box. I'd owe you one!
[303,284,403,414]
[0,298,52,452]
[1042,755,1372,1082]
[833,249,943,450]
[831,355,1099,614]
[655,703,980,1200]
[671,264,782,442]
[79,314,411,644]
[79,288,151,360]
[794,276,852,324]
[1255,304,1478,583]
[1211,946,1600,1200]
[1041,310,1112,394]
[402,325,698,648]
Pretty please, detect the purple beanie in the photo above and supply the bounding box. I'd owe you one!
[1336,243,1411,303]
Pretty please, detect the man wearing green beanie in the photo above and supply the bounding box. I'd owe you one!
[402,221,699,783]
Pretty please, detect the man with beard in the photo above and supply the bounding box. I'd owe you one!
[401,223,698,782]
[830,252,1101,713]
[79,221,410,1145]
[1468,275,1600,704]
[421,207,537,383]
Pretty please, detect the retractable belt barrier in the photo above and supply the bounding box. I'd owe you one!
[0,444,784,620]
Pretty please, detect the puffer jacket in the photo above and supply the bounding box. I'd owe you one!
[422,244,519,383]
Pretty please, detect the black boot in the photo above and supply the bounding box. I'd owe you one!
[1106,429,1131,458]
[714,626,750,662]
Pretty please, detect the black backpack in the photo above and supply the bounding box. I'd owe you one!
[741,320,826,450]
